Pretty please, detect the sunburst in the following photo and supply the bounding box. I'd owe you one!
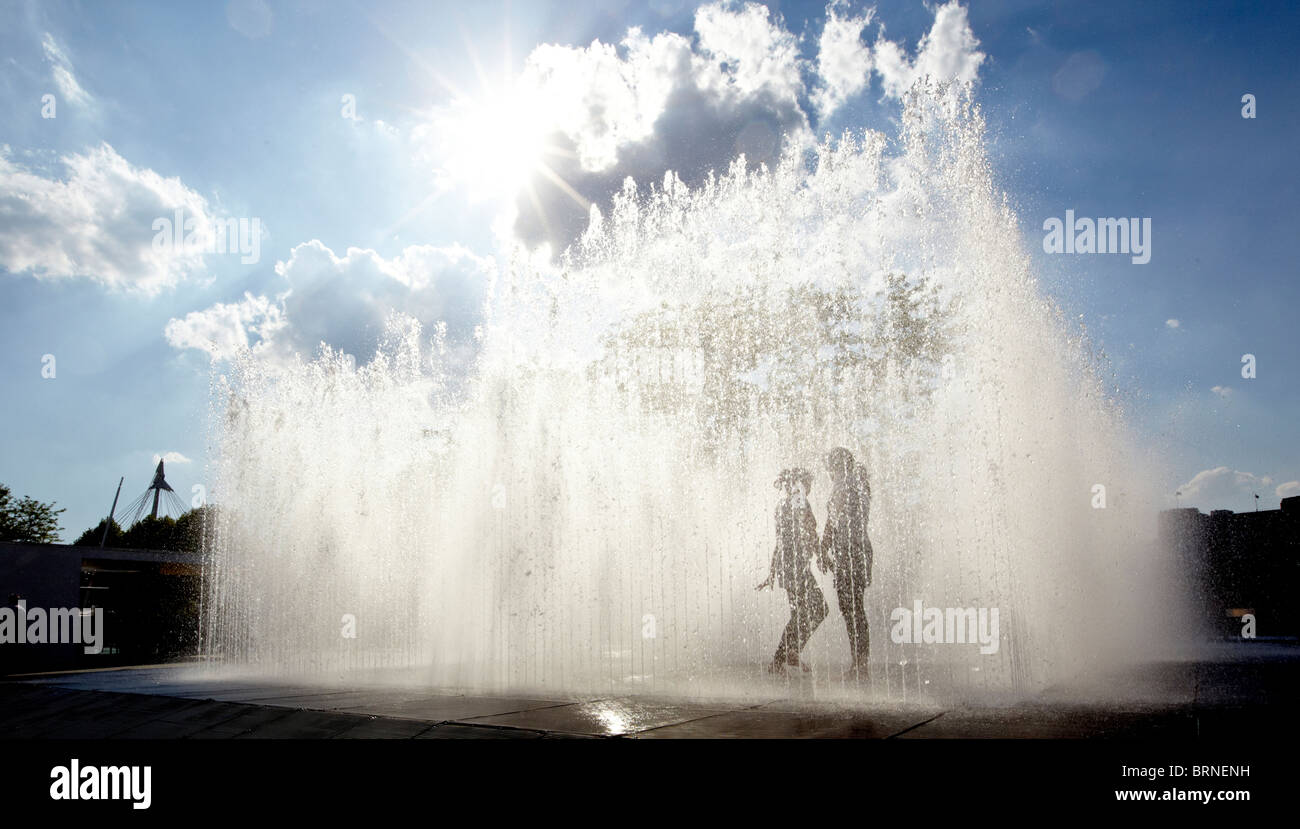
[365,11,590,228]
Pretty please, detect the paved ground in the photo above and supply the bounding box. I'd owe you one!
[3,644,1296,739]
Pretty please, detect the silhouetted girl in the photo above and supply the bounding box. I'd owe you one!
[758,467,829,674]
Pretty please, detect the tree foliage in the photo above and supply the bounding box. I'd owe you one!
[594,272,957,442]
[71,506,218,553]
[1,478,219,553]
[0,483,66,544]
[73,518,126,548]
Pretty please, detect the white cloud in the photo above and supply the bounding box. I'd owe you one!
[41,33,92,108]
[500,4,815,253]
[873,0,985,100]
[164,292,286,362]
[1165,318,1179,328]
[813,1,875,119]
[1210,385,1232,399]
[166,240,494,364]
[1277,481,1300,499]
[526,29,698,174]
[419,1,986,255]
[1177,467,1274,512]
[151,451,193,465]
[0,144,215,293]
[271,240,492,359]
[694,1,804,106]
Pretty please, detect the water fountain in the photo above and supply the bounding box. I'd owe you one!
[198,83,1182,706]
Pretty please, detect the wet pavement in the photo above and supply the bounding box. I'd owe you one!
[3,645,1296,739]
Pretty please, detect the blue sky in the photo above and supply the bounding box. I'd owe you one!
[1,0,1297,540]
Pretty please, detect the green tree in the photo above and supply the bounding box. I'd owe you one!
[592,271,957,444]
[171,505,218,553]
[121,515,178,551]
[0,483,66,544]
[73,518,125,548]
[72,505,217,553]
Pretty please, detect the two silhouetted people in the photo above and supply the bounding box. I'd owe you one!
[759,448,873,680]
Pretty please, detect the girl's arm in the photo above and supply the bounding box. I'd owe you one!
[757,543,777,590]
[820,500,835,553]
[818,506,835,571]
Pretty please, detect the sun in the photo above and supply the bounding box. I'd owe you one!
[361,12,589,227]
[437,80,551,201]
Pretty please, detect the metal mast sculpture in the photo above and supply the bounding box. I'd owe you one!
[121,460,188,526]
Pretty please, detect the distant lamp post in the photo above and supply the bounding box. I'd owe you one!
[100,477,124,549]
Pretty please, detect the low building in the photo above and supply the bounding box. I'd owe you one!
[1159,496,1300,638]
[0,542,201,675]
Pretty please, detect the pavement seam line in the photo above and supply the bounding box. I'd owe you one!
[454,698,609,723]
[885,711,946,739]
[628,709,741,737]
